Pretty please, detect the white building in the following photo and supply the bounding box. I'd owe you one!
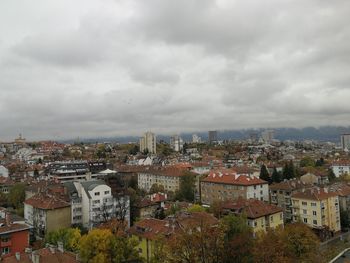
[331,161,350,177]
[192,134,201,143]
[64,180,130,229]
[170,135,183,152]
[140,132,157,154]
[0,165,9,177]
[341,134,350,151]
[261,130,274,143]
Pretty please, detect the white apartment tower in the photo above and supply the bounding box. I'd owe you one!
[341,134,350,151]
[170,135,183,152]
[140,132,157,154]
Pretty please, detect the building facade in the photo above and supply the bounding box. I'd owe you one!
[222,198,283,234]
[341,134,350,151]
[291,188,341,233]
[200,169,269,205]
[140,132,157,154]
[270,179,312,222]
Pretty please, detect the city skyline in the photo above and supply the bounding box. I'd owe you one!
[1,1,350,140]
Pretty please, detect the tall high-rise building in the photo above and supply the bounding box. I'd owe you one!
[208,131,218,144]
[170,135,183,152]
[192,134,201,143]
[139,132,156,154]
[261,130,274,143]
[341,134,350,151]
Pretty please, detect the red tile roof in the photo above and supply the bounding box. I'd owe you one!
[291,187,338,201]
[202,169,267,186]
[2,248,79,263]
[222,198,282,219]
[24,193,70,210]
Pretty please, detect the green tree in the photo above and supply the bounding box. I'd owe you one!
[259,164,270,183]
[282,161,296,180]
[300,156,316,167]
[221,214,254,263]
[187,204,205,213]
[175,171,196,202]
[8,183,25,209]
[79,229,140,263]
[149,183,165,194]
[271,167,282,183]
[45,228,81,252]
[328,169,336,182]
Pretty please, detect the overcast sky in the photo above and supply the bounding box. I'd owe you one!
[1,0,350,141]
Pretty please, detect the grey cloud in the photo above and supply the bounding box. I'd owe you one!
[1,0,350,140]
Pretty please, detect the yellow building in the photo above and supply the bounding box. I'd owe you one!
[129,212,219,262]
[291,187,340,233]
[221,198,284,234]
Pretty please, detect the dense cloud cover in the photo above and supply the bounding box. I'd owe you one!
[1,0,350,140]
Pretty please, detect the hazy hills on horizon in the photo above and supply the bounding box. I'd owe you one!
[62,126,350,144]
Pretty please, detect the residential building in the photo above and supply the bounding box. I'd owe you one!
[0,177,14,195]
[329,183,350,226]
[129,212,218,262]
[47,161,90,182]
[208,131,218,144]
[200,169,269,205]
[24,193,71,237]
[0,213,30,258]
[0,166,8,178]
[3,246,79,263]
[138,167,195,193]
[192,134,201,143]
[331,161,350,177]
[64,180,130,229]
[270,179,312,222]
[170,135,183,152]
[140,132,156,154]
[291,187,341,233]
[222,198,283,234]
[300,172,329,185]
[341,134,350,151]
[261,129,274,143]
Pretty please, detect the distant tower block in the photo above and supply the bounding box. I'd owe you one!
[208,131,218,144]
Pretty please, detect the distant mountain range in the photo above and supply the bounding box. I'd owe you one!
[61,126,350,144]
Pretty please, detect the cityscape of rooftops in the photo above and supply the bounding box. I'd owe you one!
[1,1,350,262]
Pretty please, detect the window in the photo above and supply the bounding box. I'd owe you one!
[270,216,273,222]
[2,247,10,255]
[93,200,100,204]
[303,209,307,215]
[302,201,307,206]
[313,220,317,225]
[94,192,100,196]
[254,186,256,190]
[104,191,110,195]
[312,211,317,216]
[303,218,308,223]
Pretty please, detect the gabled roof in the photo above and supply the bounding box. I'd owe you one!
[80,180,106,199]
[201,169,267,186]
[24,193,70,210]
[291,187,338,201]
[222,198,282,219]
[269,179,311,191]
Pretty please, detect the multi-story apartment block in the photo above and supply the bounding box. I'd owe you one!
[24,193,71,237]
[64,180,130,229]
[200,169,269,205]
[208,131,218,144]
[291,187,341,233]
[138,168,194,193]
[270,179,312,222]
[222,198,283,234]
[47,160,106,182]
[331,161,350,177]
[341,134,350,151]
[139,132,156,154]
[0,213,30,258]
[170,135,183,152]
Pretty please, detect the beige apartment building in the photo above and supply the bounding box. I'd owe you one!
[200,169,269,205]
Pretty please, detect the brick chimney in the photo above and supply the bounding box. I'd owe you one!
[5,212,11,226]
